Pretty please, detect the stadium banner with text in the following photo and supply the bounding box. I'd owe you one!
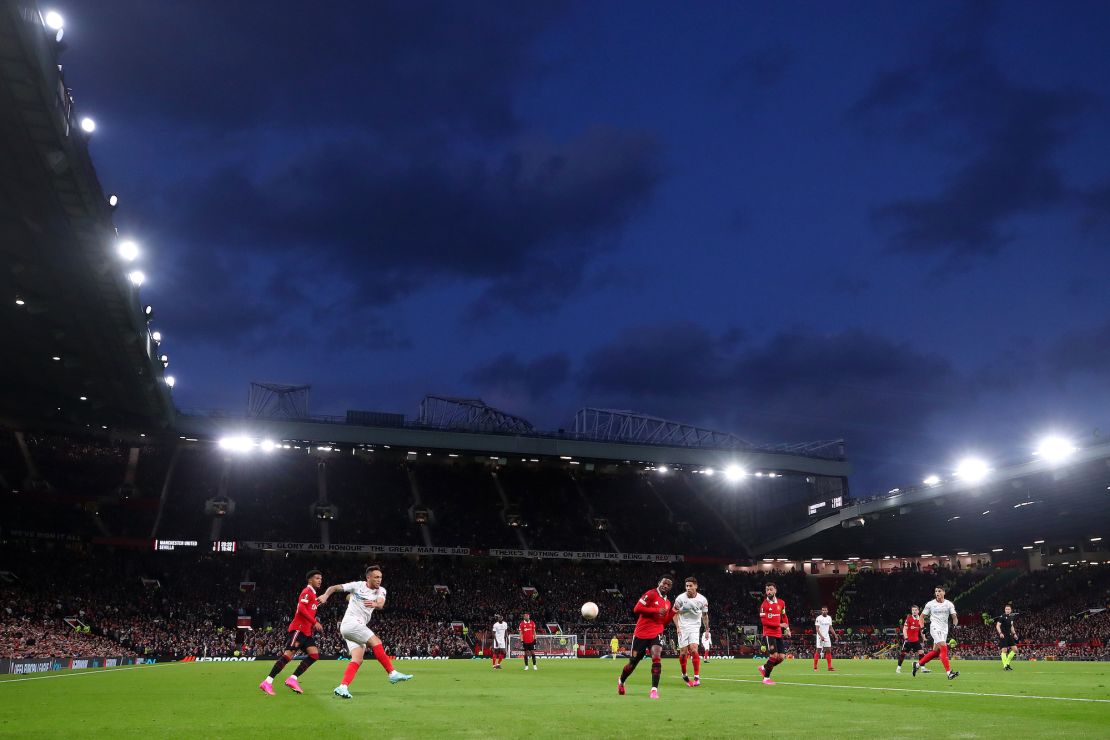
[240,542,472,556]
[488,549,682,562]
[0,656,156,675]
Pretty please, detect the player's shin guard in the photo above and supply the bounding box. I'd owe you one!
[372,643,394,674]
[341,661,360,687]
[939,643,950,672]
[692,652,700,676]
[292,655,317,677]
[268,654,291,678]
[650,657,661,688]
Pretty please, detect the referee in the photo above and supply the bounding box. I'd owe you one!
[996,604,1019,670]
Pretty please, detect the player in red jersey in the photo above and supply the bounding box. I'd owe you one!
[259,569,325,695]
[896,605,925,674]
[519,612,538,670]
[758,582,790,685]
[617,575,673,699]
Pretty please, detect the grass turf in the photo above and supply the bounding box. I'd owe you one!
[1,658,1108,738]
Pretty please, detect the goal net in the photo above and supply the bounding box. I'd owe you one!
[507,633,578,659]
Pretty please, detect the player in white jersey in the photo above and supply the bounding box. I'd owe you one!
[813,606,838,671]
[317,565,413,697]
[700,629,711,661]
[914,586,959,680]
[491,615,509,669]
[671,576,709,686]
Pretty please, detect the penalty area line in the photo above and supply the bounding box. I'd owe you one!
[0,661,186,684]
[700,676,1110,703]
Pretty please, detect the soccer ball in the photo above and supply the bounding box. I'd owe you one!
[581,601,599,620]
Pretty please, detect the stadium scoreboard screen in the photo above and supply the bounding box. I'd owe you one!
[152,539,198,551]
[807,495,845,516]
[212,541,237,553]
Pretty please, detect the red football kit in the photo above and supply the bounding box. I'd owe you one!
[519,620,537,643]
[288,586,318,634]
[759,597,788,637]
[904,615,922,642]
[633,589,673,639]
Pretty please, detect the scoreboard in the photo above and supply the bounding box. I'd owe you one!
[807,495,845,516]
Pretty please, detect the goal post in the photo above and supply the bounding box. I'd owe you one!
[507,633,578,659]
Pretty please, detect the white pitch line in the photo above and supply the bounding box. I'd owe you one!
[0,661,185,684]
[700,675,1110,703]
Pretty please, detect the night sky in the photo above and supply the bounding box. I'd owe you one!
[58,1,1110,493]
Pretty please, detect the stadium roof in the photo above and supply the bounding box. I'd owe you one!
[755,439,1110,559]
[0,5,173,430]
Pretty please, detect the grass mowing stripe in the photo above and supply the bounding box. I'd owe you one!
[700,675,1110,703]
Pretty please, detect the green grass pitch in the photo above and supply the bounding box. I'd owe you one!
[2,658,1108,738]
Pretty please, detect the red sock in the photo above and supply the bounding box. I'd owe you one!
[919,649,936,666]
[692,653,700,675]
[680,654,688,674]
[372,643,394,674]
[826,651,833,669]
[813,650,819,669]
[939,644,950,672]
[341,661,360,686]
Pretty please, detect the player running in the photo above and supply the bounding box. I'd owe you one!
[672,576,709,686]
[491,615,508,669]
[914,586,959,680]
[896,605,926,674]
[317,565,413,698]
[259,569,325,695]
[617,575,673,699]
[758,582,790,684]
[519,612,538,670]
[813,606,838,671]
[996,603,1019,670]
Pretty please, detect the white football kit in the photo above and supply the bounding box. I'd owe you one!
[338,582,386,651]
[492,621,509,649]
[672,593,709,647]
[815,614,833,648]
[922,598,957,643]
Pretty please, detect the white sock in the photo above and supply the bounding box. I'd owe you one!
[264,676,274,684]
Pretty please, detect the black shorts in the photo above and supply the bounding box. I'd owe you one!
[901,640,922,653]
[286,630,316,651]
[631,635,664,656]
[998,636,1016,649]
[522,641,536,652]
[761,636,785,655]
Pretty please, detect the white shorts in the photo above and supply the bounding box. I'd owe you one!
[816,636,831,649]
[340,621,377,652]
[494,640,507,651]
[930,626,948,645]
[678,626,700,648]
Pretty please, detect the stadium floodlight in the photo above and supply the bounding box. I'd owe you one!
[1022,546,1033,550]
[15,298,25,306]
[957,551,969,556]
[218,436,253,452]
[259,439,276,452]
[703,467,715,476]
[923,474,940,486]
[165,375,175,388]
[1034,539,1044,544]
[44,10,64,30]
[51,356,60,361]
[1034,435,1077,463]
[724,465,745,482]
[921,554,933,558]
[992,548,1003,552]
[80,117,96,133]
[954,457,989,483]
[128,270,145,287]
[657,465,669,474]
[1092,537,1103,542]
[160,354,169,367]
[151,331,162,343]
[108,194,119,208]
[79,395,87,401]
[117,240,139,261]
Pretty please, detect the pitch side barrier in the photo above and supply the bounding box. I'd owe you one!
[0,656,159,675]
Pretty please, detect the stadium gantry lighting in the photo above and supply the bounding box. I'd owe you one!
[992,548,1003,552]
[108,194,119,208]
[922,474,940,486]
[15,297,25,306]
[79,395,87,401]
[218,436,253,452]
[128,270,145,287]
[1034,435,1077,463]
[51,356,60,361]
[164,375,175,388]
[159,354,169,367]
[1090,537,1102,542]
[954,457,990,483]
[656,465,668,474]
[44,10,64,30]
[723,464,745,482]
[259,440,276,452]
[703,467,715,476]
[80,117,96,133]
[144,305,154,321]
[117,240,139,261]
[151,331,162,343]
[1034,539,1045,544]
[957,551,969,556]
[1022,545,1033,550]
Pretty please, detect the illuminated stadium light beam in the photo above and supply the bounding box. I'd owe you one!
[922,474,940,486]
[954,457,990,483]
[1034,435,1077,463]
[259,440,276,452]
[218,436,253,452]
[724,464,745,482]
[108,194,119,208]
[117,240,139,261]
[80,117,96,133]
[656,465,669,474]
[128,270,145,287]
[164,375,176,388]
[44,10,64,30]
[151,331,162,343]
